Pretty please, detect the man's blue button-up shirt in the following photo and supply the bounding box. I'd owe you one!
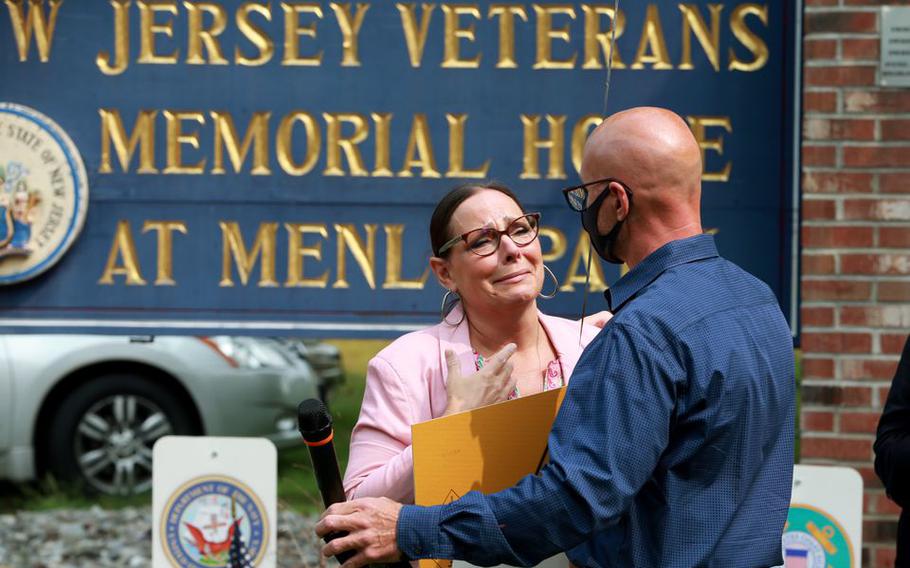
[397,235,795,567]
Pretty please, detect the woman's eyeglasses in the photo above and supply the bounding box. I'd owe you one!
[437,212,541,257]
[562,178,633,212]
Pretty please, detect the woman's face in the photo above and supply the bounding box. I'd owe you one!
[437,190,543,313]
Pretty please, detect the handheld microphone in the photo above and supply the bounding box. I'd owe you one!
[297,398,355,563]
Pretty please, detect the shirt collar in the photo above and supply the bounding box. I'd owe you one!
[604,234,719,313]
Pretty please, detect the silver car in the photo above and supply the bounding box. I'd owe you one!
[0,334,323,496]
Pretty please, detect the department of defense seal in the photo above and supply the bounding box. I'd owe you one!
[0,103,88,285]
[160,475,269,567]
[782,504,854,568]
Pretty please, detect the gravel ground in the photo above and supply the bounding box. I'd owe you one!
[0,507,335,568]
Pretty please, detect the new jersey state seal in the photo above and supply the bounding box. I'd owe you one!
[0,103,88,285]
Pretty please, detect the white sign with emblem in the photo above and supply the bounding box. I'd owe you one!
[881,6,910,87]
[780,464,863,568]
[152,436,277,568]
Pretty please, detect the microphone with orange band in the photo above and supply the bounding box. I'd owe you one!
[297,398,354,563]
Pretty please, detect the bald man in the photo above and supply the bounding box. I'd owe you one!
[316,108,795,567]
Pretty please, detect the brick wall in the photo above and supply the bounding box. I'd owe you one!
[802,1,909,565]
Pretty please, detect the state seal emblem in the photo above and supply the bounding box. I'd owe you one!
[0,103,88,285]
[782,504,854,568]
[161,475,269,567]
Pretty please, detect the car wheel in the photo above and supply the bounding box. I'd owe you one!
[45,373,197,495]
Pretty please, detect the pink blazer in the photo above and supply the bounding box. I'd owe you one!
[343,306,601,503]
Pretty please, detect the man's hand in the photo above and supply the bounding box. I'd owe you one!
[443,343,516,416]
[316,497,404,568]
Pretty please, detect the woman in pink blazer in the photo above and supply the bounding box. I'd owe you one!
[343,182,605,503]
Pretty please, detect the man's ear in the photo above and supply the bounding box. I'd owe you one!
[429,256,455,291]
[610,181,630,221]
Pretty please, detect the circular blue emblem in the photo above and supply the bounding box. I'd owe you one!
[161,475,269,567]
[782,504,854,567]
[0,102,88,285]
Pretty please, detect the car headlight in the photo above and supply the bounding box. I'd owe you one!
[200,336,293,369]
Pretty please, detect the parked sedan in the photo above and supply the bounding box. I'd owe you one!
[0,334,331,496]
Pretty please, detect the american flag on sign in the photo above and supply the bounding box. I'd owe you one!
[228,518,254,568]
[784,548,809,568]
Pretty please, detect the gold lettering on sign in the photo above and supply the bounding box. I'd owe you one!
[323,113,370,176]
[138,1,179,64]
[236,2,274,66]
[98,0,131,75]
[5,0,63,62]
[142,220,187,285]
[488,4,526,68]
[164,110,206,174]
[99,220,147,285]
[442,4,481,68]
[219,221,278,287]
[533,4,577,70]
[399,114,440,178]
[539,227,567,262]
[687,115,732,182]
[582,4,625,70]
[446,114,489,178]
[728,3,768,72]
[384,225,431,289]
[571,114,602,174]
[285,223,330,288]
[330,2,369,66]
[520,114,566,180]
[99,109,158,174]
[396,3,435,67]
[277,111,321,176]
[371,113,394,177]
[334,224,377,289]
[679,3,722,72]
[185,1,229,65]
[631,4,671,70]
[211,111,271,175]
[282,2,323,66]
[560,232,606,292]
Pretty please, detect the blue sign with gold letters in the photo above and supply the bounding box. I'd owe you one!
[0,1,801,337]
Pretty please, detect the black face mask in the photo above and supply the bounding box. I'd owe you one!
[581,188,627,265]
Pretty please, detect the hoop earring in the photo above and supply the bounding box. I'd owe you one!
[539,265,559,299]
[441,289,466,325]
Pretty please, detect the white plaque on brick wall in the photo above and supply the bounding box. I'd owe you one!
[152,436,277,568]
[881,6,910,87]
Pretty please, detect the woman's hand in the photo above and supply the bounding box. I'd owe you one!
[584,310,613,328]
[443,343,517,416]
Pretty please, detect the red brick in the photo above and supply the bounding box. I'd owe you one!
[805,0,837,5]
[865,518,901,544]
[844,198,910,220]
[802,306,835,326]
[804,39,837,60]
[880,173,909,194]
[841,410,883,433]
[804,91,837,113]
[846,0,910,5]
[881,333,908,354]
[802,279,872,301]
[856,465,884,489]
[875,547,897,568]
[802,410,835,431]
[802,199,837,220]
[802,226,874,247]
[879,386,891,404]
[803,171,872,194]
[881,119,910,140]
[842,38,880,60]
[874,493,903,515]
[841,305,910,327]
[846,91,910,113]
[880,281,910,301]
[802,253,836,274]
[803,145,837,166]
[805,118,876,140]
[802,384,873,406]
[880,226,910,247]
[805,66,877,87]
[802,331,872,353]
[841,358,900,380]
[844,146,910,168]
[842,253,910,275]
[801,436,872,460]
[805,11,877,34]
[803,357,836,379]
